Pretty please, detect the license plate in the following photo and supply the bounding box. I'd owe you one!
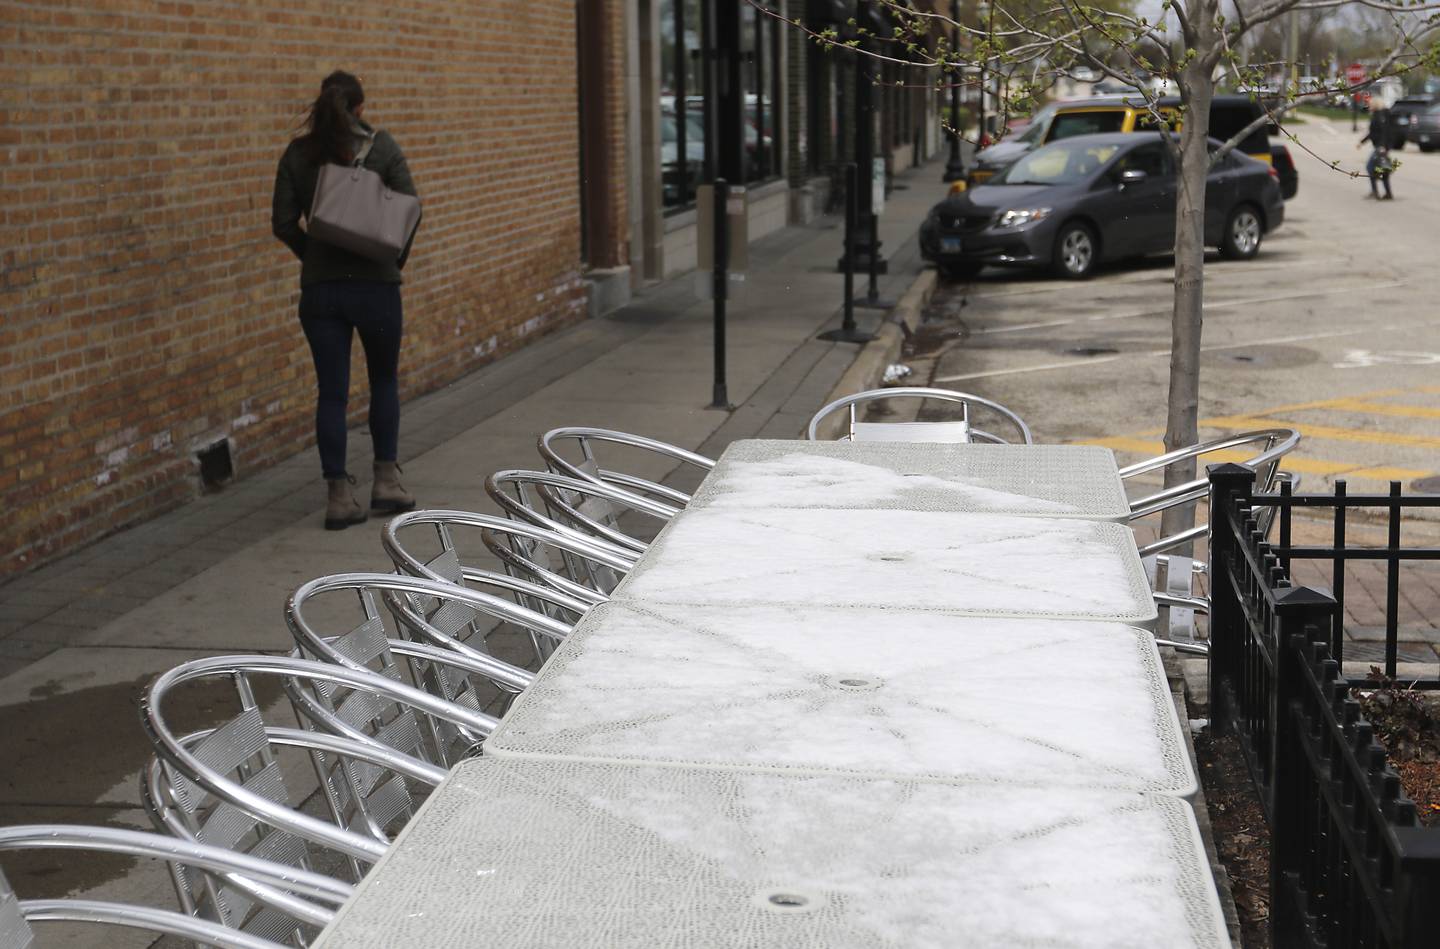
[941,237,964,253]
[1423,135,1432,142]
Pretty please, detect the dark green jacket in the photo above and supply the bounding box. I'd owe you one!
[271,121,419,287]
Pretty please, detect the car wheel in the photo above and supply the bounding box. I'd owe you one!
[940,261,984,281]
[1051,222,1098,279]
[1220,204,1263,260]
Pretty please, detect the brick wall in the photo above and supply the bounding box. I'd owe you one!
[0,0,588,576]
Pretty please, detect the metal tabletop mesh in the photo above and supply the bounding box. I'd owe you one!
[315,758,1229,949]
[485,601,1195,795]
[687,441,1130,520]
[615,508,1158,624]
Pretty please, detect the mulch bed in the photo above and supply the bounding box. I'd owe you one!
[1194,727,1271,949]
[1194,673,1440,948]
[1355,671,1440,826]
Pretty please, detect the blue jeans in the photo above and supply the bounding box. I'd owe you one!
[1367,150,1393,196]
[299,281,403,480]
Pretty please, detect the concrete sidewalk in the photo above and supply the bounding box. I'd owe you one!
[0,157,951,941]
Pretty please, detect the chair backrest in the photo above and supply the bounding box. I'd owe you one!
[388,509,633,609]
[485,468,678,554]
[383,509,590,654]
[479,515,635,607]
[806,387,1035,444]
[0,868,33,949]
[0,825,353,949]
[288,573,544,741]
[140,656,487,876]
[1121,428,1299,521]
[537,427,715,507]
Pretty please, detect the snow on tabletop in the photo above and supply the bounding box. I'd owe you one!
[686,440,1130,519]
[319,758,1228,949]
[615,507,1156,623]
[486,602,1194,794]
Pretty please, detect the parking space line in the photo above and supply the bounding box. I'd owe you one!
[938,317,1440,383]
[973,281,1404,336]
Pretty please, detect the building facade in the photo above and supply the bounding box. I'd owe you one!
[0,0,939,577]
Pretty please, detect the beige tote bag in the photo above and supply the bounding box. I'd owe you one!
[308,137,421,265]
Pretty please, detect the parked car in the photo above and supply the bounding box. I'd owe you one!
[1271,143,1298,200]
[1393,95,1437,148]
[1408,102,1440,151]
[965,94,1284,194]
[921,132,1284,280]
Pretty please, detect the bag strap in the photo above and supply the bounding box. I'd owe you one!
[352,133,375,168]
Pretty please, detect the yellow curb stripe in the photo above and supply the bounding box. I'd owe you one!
[1077,436,1430,481]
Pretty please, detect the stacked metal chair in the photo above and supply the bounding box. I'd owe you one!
[0,427,716,944]
[0,824,352,948]
[1120,428,1301,650]
[806,387,1035,444]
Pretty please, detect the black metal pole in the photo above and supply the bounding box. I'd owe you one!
[942,0,966,182]
[818,164,873,343]
[843,166,856,331]
[711,179,730,409]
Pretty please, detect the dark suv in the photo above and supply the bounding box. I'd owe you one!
[1389,96,1435,149]
[1405,100,1440,150]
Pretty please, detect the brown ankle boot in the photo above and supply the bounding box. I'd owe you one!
[371,461,417,513]
[325,475,368,530]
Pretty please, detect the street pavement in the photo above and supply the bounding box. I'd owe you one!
[918,113,1440,674]
[0,159,950,945]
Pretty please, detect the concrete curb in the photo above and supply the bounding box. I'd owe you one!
[815,268,939,440]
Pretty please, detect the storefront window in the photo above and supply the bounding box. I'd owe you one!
[660,0,706,210]
[742,3,783,183]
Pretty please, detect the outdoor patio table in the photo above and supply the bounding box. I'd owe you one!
[614,507,1157,624]
[313,758,1229,949]
[686,440,1132,520]
[482,601,1195,794]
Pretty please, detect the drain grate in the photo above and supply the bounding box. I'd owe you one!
[1064,346,1119,357]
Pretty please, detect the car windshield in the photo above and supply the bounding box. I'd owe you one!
[1016,105,1057,144]
[998,140,1120,185]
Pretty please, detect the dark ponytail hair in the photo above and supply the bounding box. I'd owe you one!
[299,70,365,164]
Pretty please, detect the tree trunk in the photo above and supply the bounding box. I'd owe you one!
[1159,24,1219,550]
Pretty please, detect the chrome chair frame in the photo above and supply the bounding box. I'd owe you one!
[383,514,591,617]
[389,510,634,609]
[537,426,715,507]
[806,387,1035,444]
[288,573,543,734]
[485,468,677,555]
[1122,429,1301,650]
[141,655,495,867]
[0,825,353,949]
[1123,428,1300,557]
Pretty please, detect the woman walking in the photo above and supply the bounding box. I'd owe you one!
[272,70,420,529]
[1359,104,1396,200]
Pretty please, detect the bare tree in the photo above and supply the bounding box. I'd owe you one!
[771,0,1440,541]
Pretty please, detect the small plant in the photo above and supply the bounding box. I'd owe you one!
[1355,668,1440,764]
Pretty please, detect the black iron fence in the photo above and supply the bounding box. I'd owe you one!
[1207,463,1440,948]
[1270,477,1440,683]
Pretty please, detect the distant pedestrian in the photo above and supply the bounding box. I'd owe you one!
[1359,105,1395,199]
[272,70,420,529]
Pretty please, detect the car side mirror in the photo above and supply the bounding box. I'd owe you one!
[1116,168,1147,187]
